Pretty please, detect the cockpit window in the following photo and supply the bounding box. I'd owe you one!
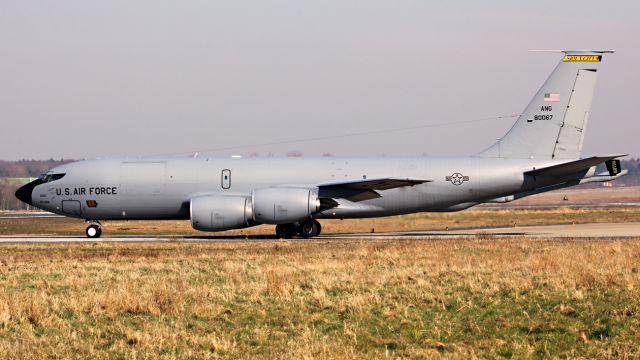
[39,173,66,183]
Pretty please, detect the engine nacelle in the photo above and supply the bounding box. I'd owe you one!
[252,187,319,224]
[190,195,253,232]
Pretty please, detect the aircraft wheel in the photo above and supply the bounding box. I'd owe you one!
[86,224,102,238]
[314,220,322,236]
[275,224,296,239]
[298,220,320,238]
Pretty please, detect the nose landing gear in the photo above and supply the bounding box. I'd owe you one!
[85,222,102,238]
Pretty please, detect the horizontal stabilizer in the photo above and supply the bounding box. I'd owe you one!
[319,178,431,202]
[524,155,626,177]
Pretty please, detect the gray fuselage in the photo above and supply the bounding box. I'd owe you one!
[26,156,565,221]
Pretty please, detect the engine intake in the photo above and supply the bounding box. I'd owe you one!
[190,195,252,232]
[252,187,319,224]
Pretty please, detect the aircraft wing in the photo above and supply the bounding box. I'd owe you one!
[318,178,431,202]
[524,155,627,177]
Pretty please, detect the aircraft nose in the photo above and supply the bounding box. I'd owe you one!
[15,181,39,206]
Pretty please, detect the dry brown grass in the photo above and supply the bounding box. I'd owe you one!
[0,237,639,358]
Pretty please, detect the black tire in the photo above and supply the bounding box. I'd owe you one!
[298,220,319,238]
[275,224,296,239]
[86,224,102,238]
[314,220,322,236]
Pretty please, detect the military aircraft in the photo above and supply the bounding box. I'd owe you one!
[16,50,626,238]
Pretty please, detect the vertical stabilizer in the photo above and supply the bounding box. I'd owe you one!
[477,51,612,159]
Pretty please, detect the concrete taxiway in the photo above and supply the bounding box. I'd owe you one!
[0,212,63,219]
[0,222,638,243]
[3,203,639,220]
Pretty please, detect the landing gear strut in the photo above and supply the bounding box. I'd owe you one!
[85,222,102,238]
[275,220,322,239]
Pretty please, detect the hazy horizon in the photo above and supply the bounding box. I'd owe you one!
[1,1,639,160]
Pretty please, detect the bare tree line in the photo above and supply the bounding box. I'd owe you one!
[0,179,28,210]
[0,159,74,211]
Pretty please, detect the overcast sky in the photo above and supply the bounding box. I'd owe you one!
[1,1,638,160]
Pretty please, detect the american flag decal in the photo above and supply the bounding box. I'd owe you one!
[544,93,560,102]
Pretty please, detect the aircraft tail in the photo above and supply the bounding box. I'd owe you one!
[477,50,613,159]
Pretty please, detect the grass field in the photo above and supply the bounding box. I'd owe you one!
[0,238,639,358]
[1,205,639,358]
[1,206,640,237]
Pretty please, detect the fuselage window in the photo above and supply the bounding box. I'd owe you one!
[39,173,66,183]
[221,169,231,189]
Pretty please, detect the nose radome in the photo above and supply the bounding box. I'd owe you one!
[15,183,33,205]
[15,180,43,206]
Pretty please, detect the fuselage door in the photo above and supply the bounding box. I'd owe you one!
[61,200,82,217]
[221,169,231,189]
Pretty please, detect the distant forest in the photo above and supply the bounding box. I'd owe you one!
[0,160,71,210]
[0,159,75,178]
[620,158,640,185]
[0,158,638,210]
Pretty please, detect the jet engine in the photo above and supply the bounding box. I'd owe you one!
[252,187,320,224]
[190,195,253,231]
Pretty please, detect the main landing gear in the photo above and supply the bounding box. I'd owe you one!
[275,220,322,239]
[85,221,102,238]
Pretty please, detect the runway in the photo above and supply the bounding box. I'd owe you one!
[0,211,63,219]
[2,203,639,220]
[0,222,638,243]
